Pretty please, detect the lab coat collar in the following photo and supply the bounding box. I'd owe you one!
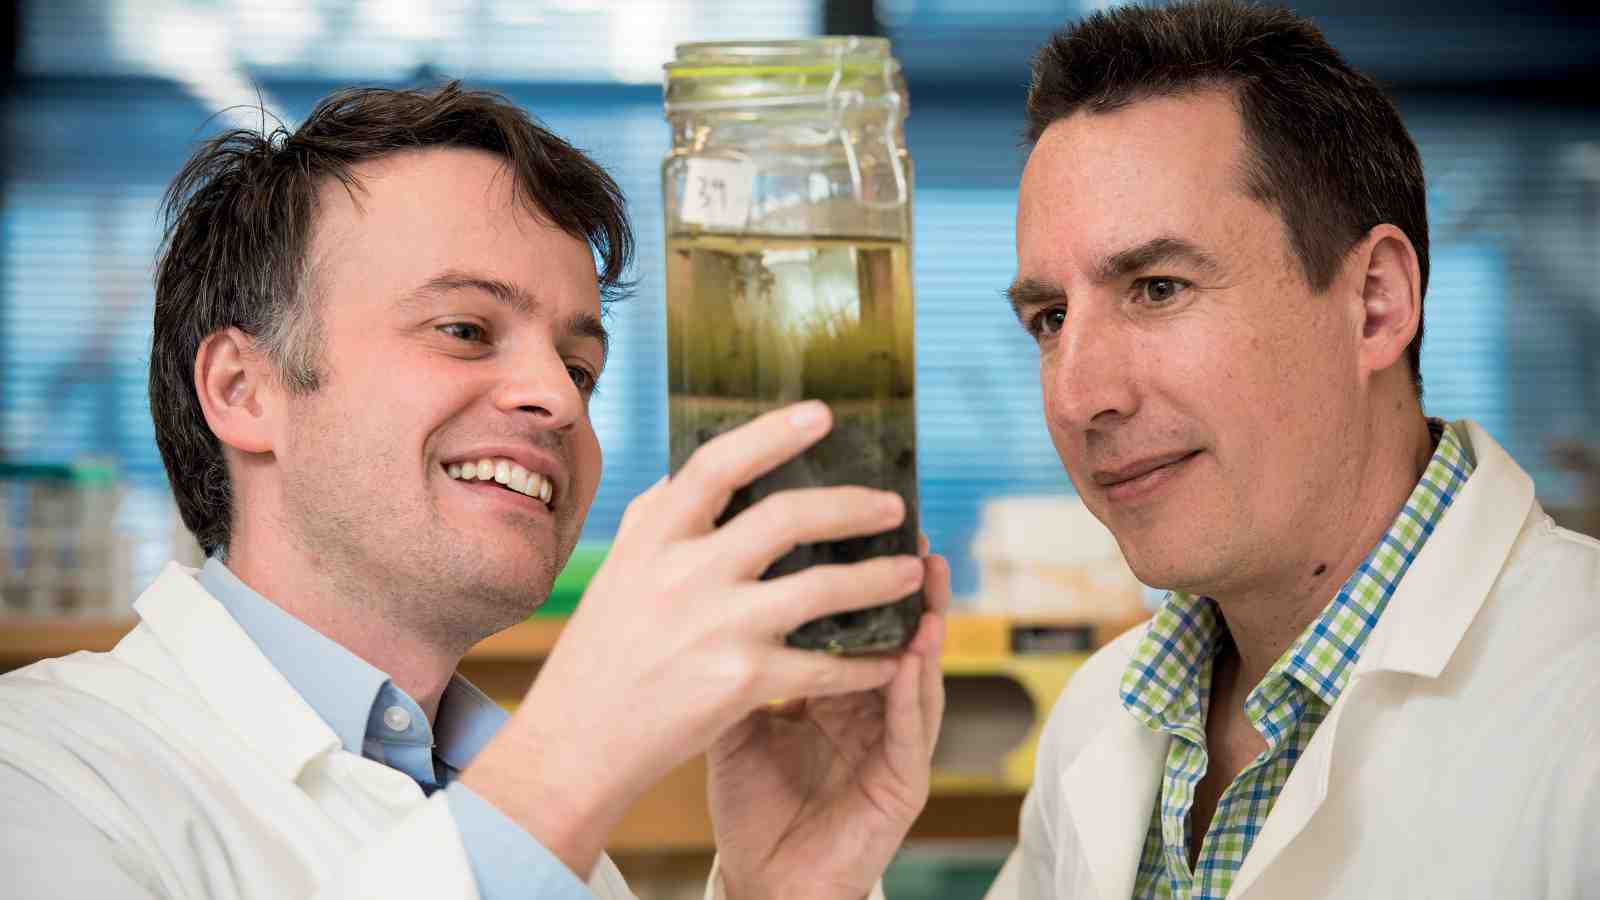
[1352,420,1534,681]
[131,564,341,784]
[1060,697,1171,900]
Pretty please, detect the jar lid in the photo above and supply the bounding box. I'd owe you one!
[664,37,904,115]
[667,37,890,72]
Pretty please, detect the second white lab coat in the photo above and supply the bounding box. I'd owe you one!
[986,421,1600,899]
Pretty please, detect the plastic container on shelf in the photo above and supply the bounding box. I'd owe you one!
[0,461,132,617]
[969,495,1148,626]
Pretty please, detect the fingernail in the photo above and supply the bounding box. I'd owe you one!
[788,400,827,429]
[901,556,925,585]
[880,492,905,521]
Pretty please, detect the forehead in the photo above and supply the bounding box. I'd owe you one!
[1016,90,1268,274]
[308,147,600,313]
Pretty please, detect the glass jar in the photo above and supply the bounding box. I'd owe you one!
[661,37,920,654]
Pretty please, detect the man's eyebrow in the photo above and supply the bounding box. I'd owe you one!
[564,311,610,367]
[403,268,610,364]
[1004,277,1068,324]
[403,269,539,315]
[1094,236,1222,283]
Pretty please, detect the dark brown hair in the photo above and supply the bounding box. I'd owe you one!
[1026,0,1428,394]
[151,82,633,557]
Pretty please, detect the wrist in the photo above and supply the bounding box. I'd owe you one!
[458,722,637,881]
[719,867,873,900]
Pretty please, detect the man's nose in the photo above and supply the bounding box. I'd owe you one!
[1044,306,1140,431]
[492,345,584,430]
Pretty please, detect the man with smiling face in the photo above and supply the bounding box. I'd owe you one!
[0,84,949,899]
[984,3,1600,899]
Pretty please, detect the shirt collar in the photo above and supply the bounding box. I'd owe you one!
[1122,420,1476,737]
[1119,590,1226,739]
[195,558,507,769]
[432,676,507,772]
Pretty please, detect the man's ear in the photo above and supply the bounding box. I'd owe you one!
[194,327,279,455]
[1351,223,1423,380]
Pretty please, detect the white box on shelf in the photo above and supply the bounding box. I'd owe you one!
[970,495,1147,624]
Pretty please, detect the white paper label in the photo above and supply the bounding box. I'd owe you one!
[682,158,754,229]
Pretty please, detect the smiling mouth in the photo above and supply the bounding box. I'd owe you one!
[446,458,553,506]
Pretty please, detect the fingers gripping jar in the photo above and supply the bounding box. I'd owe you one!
[662,38,920,654]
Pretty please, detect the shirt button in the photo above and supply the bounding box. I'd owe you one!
[383,705,412,733]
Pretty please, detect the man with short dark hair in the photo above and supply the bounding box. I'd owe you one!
[0,82,949,899]
[985,3,1600,898]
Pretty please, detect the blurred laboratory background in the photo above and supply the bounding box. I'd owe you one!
[2,1,1597,896]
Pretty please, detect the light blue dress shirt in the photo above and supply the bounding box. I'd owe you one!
[197,558,591,899]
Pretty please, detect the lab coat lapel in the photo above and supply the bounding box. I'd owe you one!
[99,566,353,873]
[1353,421,1534,681]
[132,564,342,784]
[135,566,452,823]
[1061,709,1170,900]
[1227,700,1339,897]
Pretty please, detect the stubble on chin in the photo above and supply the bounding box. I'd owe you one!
[283,478,563,647]
[406,512,574,645]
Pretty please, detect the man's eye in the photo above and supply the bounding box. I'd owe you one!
[1030,307,1067,337]
[438,322,488,342]
[1138,278,1188,305]
[567,365,597,394]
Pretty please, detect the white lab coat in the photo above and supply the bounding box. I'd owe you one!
[0,563,646,899]
[985,421,1600,899]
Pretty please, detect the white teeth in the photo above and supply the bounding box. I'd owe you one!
[446,457,553,506]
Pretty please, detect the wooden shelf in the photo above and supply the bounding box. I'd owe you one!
[0,616,137,664]
[0,616,569,670]
[464,617,566,660]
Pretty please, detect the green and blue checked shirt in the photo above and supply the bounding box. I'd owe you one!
[1123,421,1475,900]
